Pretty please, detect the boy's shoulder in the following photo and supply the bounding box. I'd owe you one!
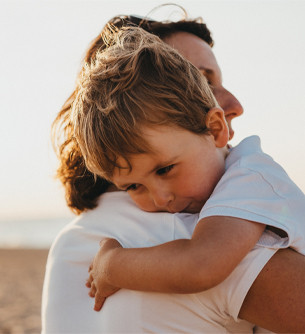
[226,135,264,170]
[221,135,304,204]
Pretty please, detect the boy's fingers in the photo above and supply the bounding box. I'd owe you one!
[94,294,106,311]
[86,275,94,288]
[88,273,94,283]
[86,274,93,288]
[89,284,97,297]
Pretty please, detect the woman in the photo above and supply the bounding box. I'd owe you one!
[42,13,305,333]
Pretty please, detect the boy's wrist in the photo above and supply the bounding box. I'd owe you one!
[98,238,123,285]
[107,246,122,283]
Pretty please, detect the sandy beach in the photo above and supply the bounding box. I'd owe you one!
[0,248,49,334]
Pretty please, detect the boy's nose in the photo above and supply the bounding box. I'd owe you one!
[151,189,174,210]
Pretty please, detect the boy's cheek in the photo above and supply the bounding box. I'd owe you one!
[129,194,159,212]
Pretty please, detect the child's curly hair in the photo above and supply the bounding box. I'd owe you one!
[52,13,215,214]
[71,26,217,182]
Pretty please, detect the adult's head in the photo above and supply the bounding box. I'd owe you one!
[52,8,243,214]
[162,31,243,139]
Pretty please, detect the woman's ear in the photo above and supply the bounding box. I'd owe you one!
[205,107,229,147]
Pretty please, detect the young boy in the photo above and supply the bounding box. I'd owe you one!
[71,26,305,311]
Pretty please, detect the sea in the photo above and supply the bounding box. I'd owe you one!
[0,217,73,249]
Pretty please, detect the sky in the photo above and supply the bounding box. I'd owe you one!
[0,0,304,222]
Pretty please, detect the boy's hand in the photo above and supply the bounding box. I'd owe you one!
[86,238,122,311]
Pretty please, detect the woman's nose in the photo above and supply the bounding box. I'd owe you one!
[213,86,243,139]
[219,87,244,120]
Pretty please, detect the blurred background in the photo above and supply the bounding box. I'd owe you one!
[0,1,304,332]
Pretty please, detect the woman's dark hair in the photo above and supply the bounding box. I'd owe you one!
[52,9,214,214]
[109,15,213,46]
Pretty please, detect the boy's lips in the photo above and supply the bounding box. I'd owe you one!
[181,201,205,214]
[181,203,194,213]
[168,202,192,213]
[168,200,204,214]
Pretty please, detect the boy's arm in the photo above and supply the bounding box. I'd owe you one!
[87,216,265,309]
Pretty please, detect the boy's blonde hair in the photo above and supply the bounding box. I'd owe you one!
[72,26,217,180]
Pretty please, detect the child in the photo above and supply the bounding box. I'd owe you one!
[71,26,305,311]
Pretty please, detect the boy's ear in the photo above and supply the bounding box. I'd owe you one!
[205,107,229,148]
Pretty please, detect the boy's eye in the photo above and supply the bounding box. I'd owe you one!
[126,184,139,192]
[156,164,174,176]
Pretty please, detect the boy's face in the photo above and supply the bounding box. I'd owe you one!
[111,123,228,214]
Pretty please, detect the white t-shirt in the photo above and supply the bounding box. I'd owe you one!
[200,135,305,255]
[42,191,276,333]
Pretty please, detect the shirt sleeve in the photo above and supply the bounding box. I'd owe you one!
[199,166,293,250]
[193,245,277,323]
